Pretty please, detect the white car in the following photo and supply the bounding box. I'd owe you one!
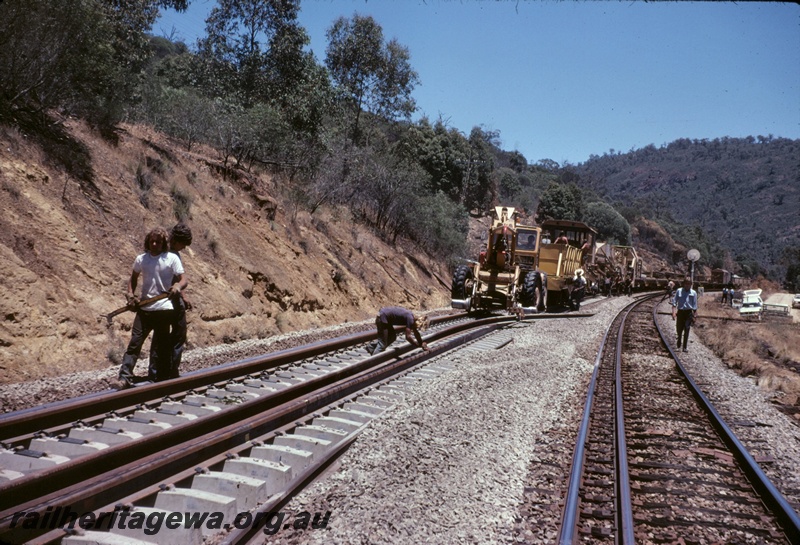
[739,289,763,317]
[793,294,800,309]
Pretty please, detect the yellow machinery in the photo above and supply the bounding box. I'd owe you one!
[451,206,546,314]
[538,219,597,306]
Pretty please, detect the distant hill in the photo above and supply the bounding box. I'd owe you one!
[571,136,800,280]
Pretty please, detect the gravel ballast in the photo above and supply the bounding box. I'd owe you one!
[260,297,800,545]
[2,296,798,544]
[262,297,628,545]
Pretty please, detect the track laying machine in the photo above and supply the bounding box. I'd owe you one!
[452,209,648,313]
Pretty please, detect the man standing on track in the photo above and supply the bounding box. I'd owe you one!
[116,228,186,388]
[671,277,698,352]
[150,223,193,381]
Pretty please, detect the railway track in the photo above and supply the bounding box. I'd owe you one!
[0,311,588,545]
[7,294,795,544]
[558,294,800,543]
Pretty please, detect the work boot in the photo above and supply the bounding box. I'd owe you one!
[370,340,386,355]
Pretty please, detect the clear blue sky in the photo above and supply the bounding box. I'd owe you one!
[156,0,800,166]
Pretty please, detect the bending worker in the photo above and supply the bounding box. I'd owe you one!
[370,306,429,355]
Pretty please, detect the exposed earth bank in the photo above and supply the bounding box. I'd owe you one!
[0,121,450,384]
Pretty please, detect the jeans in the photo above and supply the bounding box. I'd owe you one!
[675,309,694,348]
[119,309,175,383]
[150,295,186,380]
[371,316,398,354]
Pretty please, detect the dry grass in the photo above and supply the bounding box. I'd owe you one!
[694,295,800,397]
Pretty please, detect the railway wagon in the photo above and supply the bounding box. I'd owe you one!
[593,243,643,293]
[538,219,597,306]
[711,268,732,286]
[637,266,748,293]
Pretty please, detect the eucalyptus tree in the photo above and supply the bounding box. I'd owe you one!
[197,0,315,107]
[396,118,495,214]
[397,117,464,200]
[462,126,496,213]
[195,0,331,152]
[325,14,418,145]
[0,0,188,126]
[536,182,584,222]
[583,201,631,244]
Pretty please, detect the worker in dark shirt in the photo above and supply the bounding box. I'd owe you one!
[160,223,192,380]
[370,306,429,355]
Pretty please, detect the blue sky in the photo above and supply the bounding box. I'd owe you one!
[156,0,800,166]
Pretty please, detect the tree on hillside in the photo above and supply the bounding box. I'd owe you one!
[197,0,316,107]
[325,14,418,145]
[583,202,631,244]
[0,0,187,128]
[496,167,521,203]
[782,247,800,291]
[397,117,465,200]
[396,118,494,214]
[535,183,583,222]
[462,126,496,213]
[536,159,560,171]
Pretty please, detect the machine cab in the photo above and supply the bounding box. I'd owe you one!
[479,206,518,271]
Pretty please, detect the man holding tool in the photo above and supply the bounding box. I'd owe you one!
[115,227,186,389]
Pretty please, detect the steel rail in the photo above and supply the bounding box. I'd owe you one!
[652,302,800,542]
[0,322,499,543]
[0,314,468,442]
[224,431,361,545]
[556,296,644,544]
[198,316,592,545]
[0,330,371,442]
[0,312,589,444]
[613,300,637,544]
[18,322,517,545]
[0,316,482,513]
[0,311,591,542]
[22,408,343,545]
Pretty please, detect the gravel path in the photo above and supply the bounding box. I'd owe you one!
[258,296,800,545]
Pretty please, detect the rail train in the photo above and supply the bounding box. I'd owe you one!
[452,208,742,313]
[538,220,742,294]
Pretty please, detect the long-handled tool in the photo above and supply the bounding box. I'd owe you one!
[101,293,170,325]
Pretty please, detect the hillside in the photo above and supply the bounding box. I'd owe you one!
[0,121,450,384]
[572,137,800,279]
